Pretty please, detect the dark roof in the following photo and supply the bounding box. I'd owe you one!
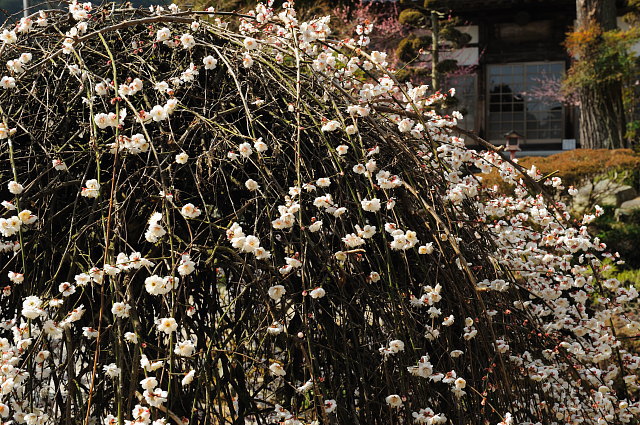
[446,0,629,11]
[447,0,575,10]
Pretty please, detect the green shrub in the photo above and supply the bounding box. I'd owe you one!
[595,207,640,269]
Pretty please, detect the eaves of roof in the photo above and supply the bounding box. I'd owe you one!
[444,0,631,11]
[446,0,575,10]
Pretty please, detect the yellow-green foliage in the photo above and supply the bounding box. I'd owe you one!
[564,20,640,92]
[480,149,640,191]
[435,58,458,73]
[398,9,425,26]
[615,268,640,285]
[439,25,472,48]
[396,34,431,63]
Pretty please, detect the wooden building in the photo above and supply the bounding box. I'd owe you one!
[440,0,581,155]
[441,0,639,155]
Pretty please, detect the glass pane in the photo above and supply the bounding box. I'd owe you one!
[550,63,563,74]
[548,121,562,130]
[548,111,562,120]
[526,121,539,130]
[487,61,565,141]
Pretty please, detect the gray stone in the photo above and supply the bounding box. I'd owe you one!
[615,196,640,221]
[573,179,637,212]
[620,197,640,211]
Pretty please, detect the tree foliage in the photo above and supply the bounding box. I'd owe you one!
[394,0,470,90]
[564,0,638,149]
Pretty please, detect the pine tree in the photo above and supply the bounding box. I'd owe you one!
[395,0,470,90]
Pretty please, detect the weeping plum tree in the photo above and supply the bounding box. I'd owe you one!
[0,2,640,425]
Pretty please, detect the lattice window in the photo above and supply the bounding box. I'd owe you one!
[487,62,564,142]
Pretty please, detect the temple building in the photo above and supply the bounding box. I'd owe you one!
[439,0,637,155]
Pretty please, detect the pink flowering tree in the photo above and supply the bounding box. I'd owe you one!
[0,2,638,425]
[332,0,406,57]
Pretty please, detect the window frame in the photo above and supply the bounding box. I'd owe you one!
[446,73,478,132]
[486,61,565,144]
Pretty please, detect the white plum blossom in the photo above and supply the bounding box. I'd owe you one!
[342,233,365,248]
[150,104,167,121]
[267,321,284,335]
[380,339,405,357]
[140,377,158,391]
[178,254,196,276]
[181,203,202,219]
[156,27,171,42]
[157,317,178,334]
[308,220,323,232]
[242,53,254,68]
[180,33,196,49]
[245,179,260,191]
[144,388,168,408]
[243,37,258,50]
[398,118,414,133]
[238,142,253,158]
[182,370,196,386]
[174,339,196,356]
[1,76,15,89]
[296,379,313,393]
[309,287,326,299]
[269,362,286,376]
[8,181,23,194]
[145,212,166,243]
[254,138,268,152]
[316,177,331,187]
[124,332,138,343]
[361,198,381,212]
[321,120,340,132]
[103,363,121,379]
[203,55,218,70]
[81,179,100,198]
[0,30,17,44]
[389,339,404,353]
[385,394,403,408]
[268,285,286,301]
[324,399,337,414]
[9,271,24,284]
[418,243,434,255]
[111,302,131,318]
[22,295,43,319]
[175,152,189,164]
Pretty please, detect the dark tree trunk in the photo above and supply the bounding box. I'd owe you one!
[578,81,627,149]
[576,0,628,149]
